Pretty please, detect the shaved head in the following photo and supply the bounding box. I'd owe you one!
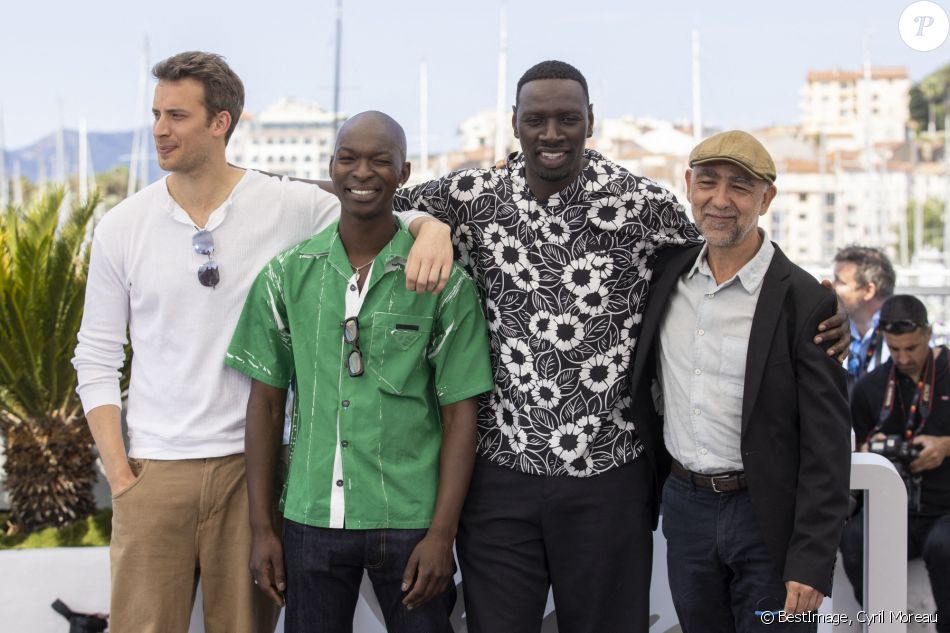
[335,110,407,163]
[330,110,411,219]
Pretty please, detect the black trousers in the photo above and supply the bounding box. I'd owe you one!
[456,456,654,633]
[840,510,950,633]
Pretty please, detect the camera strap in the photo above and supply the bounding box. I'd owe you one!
[850,326,883,380]
[876,347,937,440]
[858,326,882,380]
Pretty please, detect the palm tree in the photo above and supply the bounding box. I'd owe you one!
[910,63,950,135]
[0,189,109,533]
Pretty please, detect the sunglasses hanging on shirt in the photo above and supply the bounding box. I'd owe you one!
[341,317,364,377]
[192,229,220,288]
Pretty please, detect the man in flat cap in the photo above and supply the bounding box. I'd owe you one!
[629,130,852,630]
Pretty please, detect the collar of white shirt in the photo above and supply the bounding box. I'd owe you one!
[687,229,775,295]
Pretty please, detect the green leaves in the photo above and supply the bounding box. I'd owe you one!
[0,189,98,427]
[0,189,123,533]
[909,62,950,134]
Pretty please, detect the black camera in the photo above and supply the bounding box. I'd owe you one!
[867,435,924,511]
[867,435,922,467]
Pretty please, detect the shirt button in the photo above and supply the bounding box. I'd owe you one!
[341,440,349,448]
[705,294,713,300]
[335,479,343,487]
[697,329,705,336]
[693,408,701,416]
[700,448,709,455]
[342,400,350,408]
[349,284,357,291]
[694,369,702,376]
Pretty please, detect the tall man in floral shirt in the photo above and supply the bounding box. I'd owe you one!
[391,60,848,633]
[392,60,695,633]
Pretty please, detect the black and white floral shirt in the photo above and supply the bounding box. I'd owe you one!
[394,150,701,476]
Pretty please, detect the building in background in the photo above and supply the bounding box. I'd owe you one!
[800,67,910,152]
[226,97,345,181]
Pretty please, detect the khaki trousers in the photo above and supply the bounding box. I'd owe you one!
[109,454,280,633]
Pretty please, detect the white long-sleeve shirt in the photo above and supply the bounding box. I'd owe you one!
[73,170,424,459]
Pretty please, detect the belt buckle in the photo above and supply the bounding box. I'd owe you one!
[710,474,730,493]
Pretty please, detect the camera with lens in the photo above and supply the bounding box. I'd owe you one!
[867,435,924,510]
[867,434,922,467]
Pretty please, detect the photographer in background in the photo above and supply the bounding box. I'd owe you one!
[831,246,896,385]
[840,295,950,631]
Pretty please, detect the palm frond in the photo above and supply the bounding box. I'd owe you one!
[0,190,101,421]
[0,189,123,532]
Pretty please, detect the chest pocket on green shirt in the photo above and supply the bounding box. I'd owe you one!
[369,312,434,394]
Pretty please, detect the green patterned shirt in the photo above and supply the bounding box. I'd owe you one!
[226,221,493,529]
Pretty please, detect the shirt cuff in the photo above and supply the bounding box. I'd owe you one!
[394,209,432,229]
[77,382,123,414]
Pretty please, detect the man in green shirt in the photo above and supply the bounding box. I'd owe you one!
[226,111,493,632]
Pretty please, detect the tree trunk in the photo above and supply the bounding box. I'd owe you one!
[1,417,98,534]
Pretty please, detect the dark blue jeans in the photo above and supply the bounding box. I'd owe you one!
[662,474,817,633]
[282,520,456,633]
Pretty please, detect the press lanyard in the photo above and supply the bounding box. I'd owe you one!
[857,327,882,379]
[874,348,938,442]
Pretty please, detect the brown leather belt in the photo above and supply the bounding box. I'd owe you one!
[670,459,747,493]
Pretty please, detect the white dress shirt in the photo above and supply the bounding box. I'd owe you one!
[658,233,775,474]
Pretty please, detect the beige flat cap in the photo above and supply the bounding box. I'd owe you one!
[689,130,776,183]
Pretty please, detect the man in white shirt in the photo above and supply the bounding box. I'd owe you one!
[629,131,851,632]
[72,51,450,633]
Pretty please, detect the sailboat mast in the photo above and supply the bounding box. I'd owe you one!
[79,118,89,205]
[128,37,150,197]
[944,93,950,266]
[493,4,508,163]
[55,99,66,186]
[332,0,343,146]
[692,30,702,142]
[420,61,429,176]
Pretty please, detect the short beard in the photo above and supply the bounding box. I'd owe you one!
[526,150,580,184]
[699,220,757,249]
[536,166,573,182]
[162,151,207,176]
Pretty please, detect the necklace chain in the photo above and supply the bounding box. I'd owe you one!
[351,259,373,274]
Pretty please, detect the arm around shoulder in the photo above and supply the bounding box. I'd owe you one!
[403,217,453,294]
[641,182,702,250]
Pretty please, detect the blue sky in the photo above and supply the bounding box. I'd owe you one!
[1,0,947,153]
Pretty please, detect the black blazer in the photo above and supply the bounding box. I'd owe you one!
[629,243,851,596]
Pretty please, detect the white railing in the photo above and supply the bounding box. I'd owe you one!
[0,453,915,632]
